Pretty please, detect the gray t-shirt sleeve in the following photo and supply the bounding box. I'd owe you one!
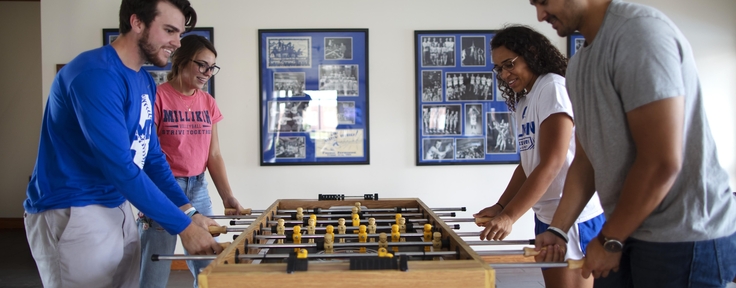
[613,16,685,112]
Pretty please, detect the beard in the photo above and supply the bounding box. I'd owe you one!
[138,28,168,67]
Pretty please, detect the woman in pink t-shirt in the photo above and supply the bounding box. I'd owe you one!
[138,35,246,288]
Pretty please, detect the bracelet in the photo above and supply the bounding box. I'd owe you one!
[495,202,505,210]
[185,207,197,218]
[546,226,569,243]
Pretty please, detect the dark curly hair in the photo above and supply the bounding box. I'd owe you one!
[491,25,567,111]
[119,0,197,35]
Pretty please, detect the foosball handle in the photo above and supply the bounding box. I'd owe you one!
[474,217,493,224]
[568,259,585,269]
[219,242,231,249]
[522,247,540,257]
[224,208,252,215]
[209,225,227,234]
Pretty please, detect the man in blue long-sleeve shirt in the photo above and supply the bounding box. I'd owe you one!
[23,1,223,287]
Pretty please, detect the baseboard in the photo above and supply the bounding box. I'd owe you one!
[171,260,189,270]
[0,218,24,229]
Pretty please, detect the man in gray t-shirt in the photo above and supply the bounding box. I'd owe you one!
[530,0,736,287]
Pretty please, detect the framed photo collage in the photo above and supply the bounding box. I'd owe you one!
[414,30,520,165]
[258,29,370,165]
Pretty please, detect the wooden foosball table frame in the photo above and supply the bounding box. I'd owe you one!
[198,198,497,287]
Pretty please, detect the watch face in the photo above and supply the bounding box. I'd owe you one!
[603,240,623,252]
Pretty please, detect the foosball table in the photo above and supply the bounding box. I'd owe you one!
[154,195,583,287]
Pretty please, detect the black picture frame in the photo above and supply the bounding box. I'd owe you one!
[415,30,520,165]
[258,29,370,166]
[102,27,216,97]
[567,32,585,58]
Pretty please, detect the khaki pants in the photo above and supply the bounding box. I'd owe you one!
[24,202,140,288]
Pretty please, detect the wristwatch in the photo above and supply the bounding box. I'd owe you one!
[597,233,623,253]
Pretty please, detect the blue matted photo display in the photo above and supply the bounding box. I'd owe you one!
[258,29,369,165]
[415,30,520,165]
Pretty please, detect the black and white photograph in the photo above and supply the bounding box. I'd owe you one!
[456,138,485,160]
[275,136,306,159]
[445,72,493,101]
[148,70,169,86]
[337,101,356,125]
[319,65,359,96]
[421,104,462,135]
[494,73,504,102]
[486,111,516,154]
[324,37,353,60]
[575,38,585,53]
[460,36,486,67]
[422,138,455,161]
[267,37,311,68]
[108,34,119,44]
[268,101,312,132]
[273,72,306,98]
[421,70,443,102]
[464,104,483,136]
[420,36,456,67]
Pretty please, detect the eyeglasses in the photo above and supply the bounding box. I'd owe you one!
[191,60,220,76]
[492,56,519,74]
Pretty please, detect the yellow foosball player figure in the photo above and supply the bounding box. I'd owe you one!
[352,213,360,227]
[295,207,304,221]
[432,232,442,260]
[367,218,377,242]
[391,224,400,252]
[423,224,433,252]
[307,218,316,244]
[354,202,361,213]
[358,225,368,253]
[277,219,286,244]
[337,218,346,243]
[395,213,402,226]
[378,232,388,251]
[292,225,302,252]
[324,233,334,254]
[325,225,335,249]
[399,217,406,233]
[351,206,359,219]
[377,247,393,258]
[297,249,308,259]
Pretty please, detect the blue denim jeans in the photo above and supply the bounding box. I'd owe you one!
[595,231,736,288]
[138,173,214,288]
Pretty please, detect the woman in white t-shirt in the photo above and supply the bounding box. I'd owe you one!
[473,25,605,288]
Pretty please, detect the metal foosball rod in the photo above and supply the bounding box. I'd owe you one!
[254,218,433,226]
[248,223,460,231]
[464,240,536,245]
[248,241,438,249]
[235,207,466,215]
[489,259,585,269]
[272,212,456,219]
[208,215,260,220]
[475,247,539,257]
[152,250,458,262]
[438,218,487,223]
[256,233,428,240]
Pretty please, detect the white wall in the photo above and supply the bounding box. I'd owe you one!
[17,0,736,251]
[0,1,41,219]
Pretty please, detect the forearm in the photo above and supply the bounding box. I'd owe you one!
[503,162,563,222]
[601,157,680,240]
[207,154,234,200]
